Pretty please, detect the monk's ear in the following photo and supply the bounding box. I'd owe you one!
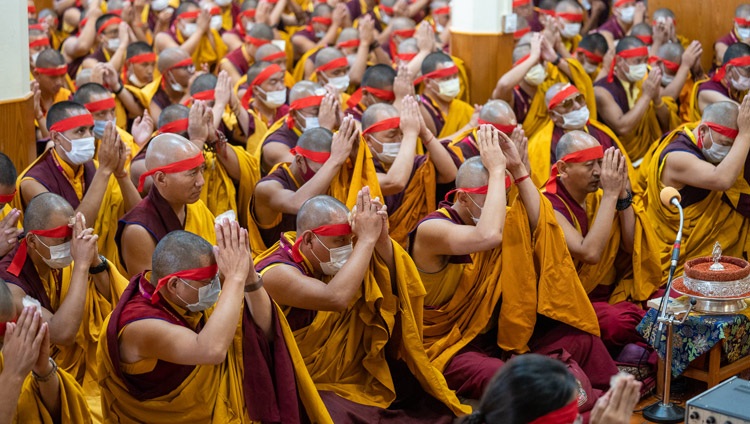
[557,161,568,177]
[302,230,314,248]
[26,233,38,251]
[154,171,167,188]
[166,276,181,292]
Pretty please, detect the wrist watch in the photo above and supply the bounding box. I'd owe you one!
[244,274,264,293]
[616,190,633,211]
[89,255,109,274]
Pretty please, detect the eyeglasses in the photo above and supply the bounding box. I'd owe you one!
[556,94,585,110]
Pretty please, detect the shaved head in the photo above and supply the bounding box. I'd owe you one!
[190,73,217,96]
[361,103,398,131]
[314,47,345,69]
[0,152,17,188]
[653,8,675,20]
[616,36,646,54]
[513,41,532,64]
[23,192,74,232]
[390,17,416,31]
[255,43,283,61]
[361,64,396,90]
[76,69,93,87]
[296,128,334,152]
[630,23,652,37]
[579,33,608,56]
[296,195,349,234]
[397,38,418,54]
[723,41,750,65]
[702,102,740,130]
[247,61,276,84]
[556,0,583,13]
[248,23,274,41]
[46,101,89,133]
[35,48,65,68]
[290,80,323,102]
[737,4,750,19]
[145,133,202,170]
[555,130,600,160]
[157,104,189,131]
[655,42,684,65]
[479,100,516,125]
[545,83,572,108]
[151,231,215,284]
[336,28,358,44]
[157,48,190,74]
[456,157,489,189]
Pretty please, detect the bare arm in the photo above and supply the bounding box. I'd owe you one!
[376,97,419,195]
[493,34,543,101]
[120,224,157,277]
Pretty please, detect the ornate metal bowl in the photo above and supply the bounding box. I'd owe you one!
[682,275,750,298]
[672,277,749,314]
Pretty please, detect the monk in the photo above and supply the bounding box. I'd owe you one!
[143,48,196,122]
[123,41,156,89]
[645,100,750,284]
[0,193,128,421]
[693,43,750,120]
[186,72,251,147]
[238,61,289,153]
[714,4,750,70]
[651,41,703,124]
[362,98,458,247]
[575,33,609,82]
[544,131,662,354]
[411,126,616,409]
[447,100,523,163]
[99,222,330,423]
[291,4,345,61]
[594,36,668,166]
[0,153,22,259]
[19,101,141,271]
[417,52,475,139]
[219,23,274,86]
[154,1,227,72]
[28,25,52,70]
[0,290,91,423]
[254,43,295,88]
[345,64,397,121]
[251,119,357,252]
[255,192,469,422]
[258,81,340,173]
[597,0,642,47]
[116,133,217,278]
[80,13,128,71]
[59,2,100,81]
[32,49,73,131]
[529,83,626,188]
[312,47,354,97]
[540,0,586,55]
[630,23,653,48]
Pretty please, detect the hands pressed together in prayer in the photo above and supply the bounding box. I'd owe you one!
[599,147,628,198]
[0,210,23,258]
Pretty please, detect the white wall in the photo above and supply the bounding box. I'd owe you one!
[0,1,30,101]
[451,0,512,34]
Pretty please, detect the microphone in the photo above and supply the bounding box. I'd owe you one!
[660,186,681,209]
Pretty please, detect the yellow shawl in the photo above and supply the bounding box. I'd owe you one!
[176,28,229,70]
[200,146,260,229]
[387,156,437,248]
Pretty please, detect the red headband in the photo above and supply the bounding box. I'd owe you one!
[28,5,36,13]
[528,400,579,424]
[557,12,584,22]
[35,65,67,76]
[477,119,516,135]
[699,122,739,148]
[246,35,271,46]
[713,56,750,82]
[315,57,349,74]
[444,178,512,203]
[287,95,324,128]
[29,23,45,31]
[84,97,116,113]
[736,17,750,26]
[414,65,458,84]
[614,0,633,7]
[576,47,603,64]
[345,86,395,108]
[7,224,73,276]
[545,146,604,194]
[393,29,416,38]
[0,190,16,203]
[192,89,215,101]
[380,5,394,14]
[241,9,256,19]
[635,35,653,45]
[159,118,189,134]
[97,17,122,35]
[607,46,649,82]
[433,6,450,15]
[178,10,201,20]
[261,51,286,61]
[0,318,17,337]
[311,16,332,26]
[649,56,679,73]
[547,84,580,110]
[290,146,330,163]
[166,58,194,73]
[292,224,352,263]
[138,152,205,191]
[363,117,400,134]
[337,39,360,49]
[50,114,94,133]
[29,38,50,48]
[128,52,157,63]
[208,7,221,15]
[513,0,530,7]
[514,27,531,39]
[151,264,218,304]
[396,52,417,61]
[241,64,285,109]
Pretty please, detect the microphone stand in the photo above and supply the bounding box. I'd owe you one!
[644,199,692,423]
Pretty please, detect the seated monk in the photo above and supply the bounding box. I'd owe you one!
[529,83,629,188]
[219,22,274,87]
[123,41,156,89]
[99,222,330,423]
[447,99,523,163]
[411,127,616,408]
[575,33,609,82]
[186,72,251,148]
[254,43,295,88]
[32,49,74,134]
[650,41,704,124]
[538,0,586,55]
[630,23,653,49]
[0,291,91,423]
[254,192,469,422]
[291,3,344,62]
[238,61,290,154]
[417,51,475,140]
[251,119,357,253]
[693,43,750,120]
[0,153,22,259]
[221,0,288,52]
[28,25,52,72]
[154,1,227,72]
[714,4,750,70]
[19,101,141,271]
[345,64,397,122]
[311,47,355,105]
[80,14,128,71]
[143,48,196,123]
[493,32,595,137]
[544,131,662,354]
[594,36,670,166]
[596,0,641,47]
[258,81,340,174]
[116,133,217,278]
[380,17,417,62]
[362,98,458,247]
[644,100,750,284]
[335,18,394,79]
[0,194,128,420]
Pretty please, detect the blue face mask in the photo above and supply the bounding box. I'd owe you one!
[93,119,113,139]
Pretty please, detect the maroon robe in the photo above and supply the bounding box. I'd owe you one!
[596,15,626,40]
[419,94,446,136]
[260,121,299,174]
[251,165,299,248]
[224,46,250,76]
[23,149,96,209]
[657,132,711,208]
[716,31,739,50]
[150,85,172,112]
[594,76,630,116]
[246,104,289,140]
[512,86,533,124]
[696,79,742,102]
[550,124,617,164]
[343,103,364,122]
[254,237,456,423]
[84,46,108,64]
[373,155,428,214]
[453,133,480,161]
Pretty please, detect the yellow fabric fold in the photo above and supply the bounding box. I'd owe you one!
[329,141,383,209]
[176,29,229,70]
[200,146,260,229]
[185,199,219,245]
[387,157,437,248]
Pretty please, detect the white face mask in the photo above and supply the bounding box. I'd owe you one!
[702,129,732,164]
[583,61,599,74]
[35,239,73,269]
[93,119,115,139]
[465,194,483,225]
[380,13,391,24]
[210,15,223,31]
[315,30,326,39]
[129,72,145,87]
[245,21,255,33]
[556,105,590,130]
[661,73,675,87]
[311,235,353,275]
[258,87,287,108]
[60,135,96,165]
[524,63,547,86]
[437,77,461,100]
[369,135,401,164]
[619,6,635,24]
[215,0,232,6]
[107,37,120,51]
[732,73,750,91]
[327,75,350,92]
[561,23,581,39]
[299,115,319,130]
[737,24,750,41]
[168,73,185,92]
[626,63,648,82]
[150,0,169,12]
[177,276,221,312]
[31,51,41,65]
[182,22,198,37]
